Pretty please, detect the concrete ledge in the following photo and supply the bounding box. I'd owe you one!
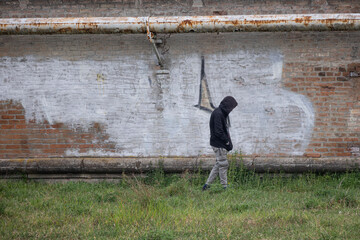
[0,156,359,175]
[0,157,213,174]
[0,173,129,182]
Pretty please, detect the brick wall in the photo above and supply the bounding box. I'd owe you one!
[0,100,115,159]
[0,1,359,173]
[0,32,359,162]
[280,32,360,158]
[0,0,359,18]
[283,59,360,158]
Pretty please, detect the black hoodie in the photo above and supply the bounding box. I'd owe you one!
[209,96,238,151]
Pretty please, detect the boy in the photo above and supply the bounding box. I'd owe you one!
[203,96,238,190]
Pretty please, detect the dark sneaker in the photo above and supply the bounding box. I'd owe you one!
[202,184,210,191]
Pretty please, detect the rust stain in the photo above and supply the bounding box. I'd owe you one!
[57,27,72,34]
[181,19,194,27]
[303,16,312,26]
[0,15,359,34]
[295,18,304,24]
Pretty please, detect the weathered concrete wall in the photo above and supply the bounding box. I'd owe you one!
[0,0,359,18]
[0,0,359,173]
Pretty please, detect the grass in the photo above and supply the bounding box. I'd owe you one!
[1,154,360,239]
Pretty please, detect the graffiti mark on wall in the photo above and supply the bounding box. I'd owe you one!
[194,56,216,112]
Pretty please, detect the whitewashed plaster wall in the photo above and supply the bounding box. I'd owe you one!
[0,33,314,157]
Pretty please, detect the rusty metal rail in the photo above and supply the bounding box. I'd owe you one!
[0,14,359,35]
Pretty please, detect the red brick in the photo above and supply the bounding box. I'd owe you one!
[45,129,61,134]
[1,115,14,119]
[78,144,94,148]
[51,123,64,128]
[8,120,25,124]
[321,77,336,81]
[337,118,347,122]
[5,145,21,149]
[293,77,305,82]
[8,110,23,114]
[284,83,296,88]
[306,77,320,82]
[312,138,328,142]
[31,144,50,149]
[330,148,345,152]
[332,82,343,87]
[1,149,24,154]
[7,134,28,139]
[304,153,321,158]
[323,143,338,147]
[50,144,72,149]
[317,92,335,96]
[315,148,328,152]
[344,138,359,142]
[329,138,343,142]
[336,153,352,157]
[333,122,346,127]
[337,77,348,81]
[334,133,347,137]
[42,149,61,154]
[309,143,321,147]
[1,125,15,129]
[349,133,359,137]
[318,107,329,112]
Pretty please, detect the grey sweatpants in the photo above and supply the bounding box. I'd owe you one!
[206,147,229,187]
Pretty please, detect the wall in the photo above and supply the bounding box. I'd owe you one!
[0,0,359,18]
[0,0,359,173]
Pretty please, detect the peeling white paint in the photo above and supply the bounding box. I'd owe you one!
[0,48,314,157]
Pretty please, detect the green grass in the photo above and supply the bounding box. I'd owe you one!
[1,157,360,239]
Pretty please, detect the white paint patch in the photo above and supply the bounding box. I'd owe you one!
[202,50,315,155]
[0,49,314,157]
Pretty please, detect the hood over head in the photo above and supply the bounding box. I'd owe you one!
[219,96,238,115]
